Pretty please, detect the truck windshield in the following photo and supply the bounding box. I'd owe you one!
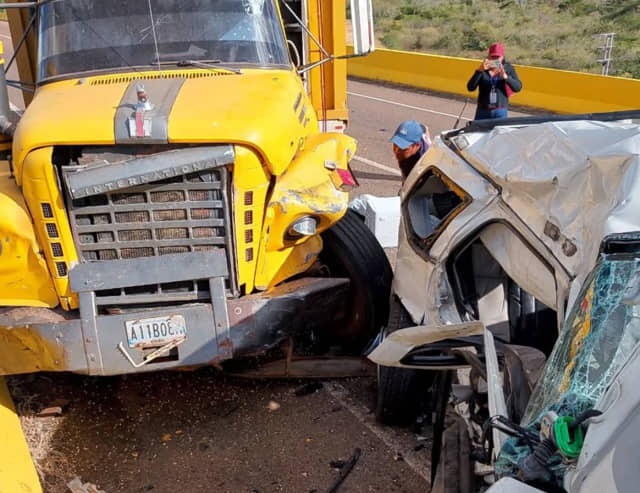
[38,0,290,80]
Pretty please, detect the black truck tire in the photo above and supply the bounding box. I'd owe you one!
[375,297,433,426]
[318,208,393,351]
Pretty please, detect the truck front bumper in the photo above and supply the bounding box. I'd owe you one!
[0,250,350,376]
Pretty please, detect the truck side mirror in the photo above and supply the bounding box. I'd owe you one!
[350,0,375,55]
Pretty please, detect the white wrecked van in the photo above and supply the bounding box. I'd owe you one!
[369,111,640,493]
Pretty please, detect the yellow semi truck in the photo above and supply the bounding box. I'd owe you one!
[0,0,386,376]
[0,1,382,489]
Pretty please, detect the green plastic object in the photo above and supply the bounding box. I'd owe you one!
[554,416,584,459]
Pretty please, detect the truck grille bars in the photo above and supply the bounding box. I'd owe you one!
[63,145,238,305]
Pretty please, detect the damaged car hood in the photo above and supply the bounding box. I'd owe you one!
[448,116,640,281]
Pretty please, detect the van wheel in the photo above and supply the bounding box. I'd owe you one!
[375,297,434,426]
[318,209,393,351]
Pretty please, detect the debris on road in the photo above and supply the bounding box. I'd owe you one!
[322,447,361,493]
[267,400,281,412]
[294,381,324,396]
[37,398,70,417]
[67,477,106,493]
[37,406,64,417]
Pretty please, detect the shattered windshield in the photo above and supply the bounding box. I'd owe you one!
[522,254,640,425]
[38,0,290,80]
[496,253,640,479]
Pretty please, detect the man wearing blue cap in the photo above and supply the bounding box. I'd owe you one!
[391,120,431,180]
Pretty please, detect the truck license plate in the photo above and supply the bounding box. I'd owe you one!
[125,315,186,348]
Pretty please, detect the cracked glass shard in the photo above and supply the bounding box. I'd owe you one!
[496,254,640,481]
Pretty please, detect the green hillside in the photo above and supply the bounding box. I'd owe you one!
[373,0,640,78]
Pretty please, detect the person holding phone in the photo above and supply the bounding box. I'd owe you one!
[467,42,522,120]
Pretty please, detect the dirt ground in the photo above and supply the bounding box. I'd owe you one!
[8,369,430,493]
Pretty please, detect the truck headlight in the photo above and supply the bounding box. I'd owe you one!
[287,216,318,239]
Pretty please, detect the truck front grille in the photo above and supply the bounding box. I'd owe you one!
[66,167,236,304]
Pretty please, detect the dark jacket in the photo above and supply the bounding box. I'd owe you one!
[467,60,522,109]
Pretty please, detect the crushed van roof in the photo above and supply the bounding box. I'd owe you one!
[446,113,640,279]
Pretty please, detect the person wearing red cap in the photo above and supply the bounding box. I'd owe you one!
[467,42,522,120]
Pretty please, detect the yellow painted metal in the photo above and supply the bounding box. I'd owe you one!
[13,70,317,182]
[12,79,122,183]
[255,234,324,291]
[168,69,317,175]
[307,0,349,124]
[21,148,79,310]
[264,132,356,250]
[253,132,357,290]
[0,3,360,487]
[5,3,357,309]
[0,377,42,493]
[514,64,640,113]
[347,47,640,114]
[10,67,350,308]
[0,160,58,308]
[0,315,67,375]
[232,146,271,294]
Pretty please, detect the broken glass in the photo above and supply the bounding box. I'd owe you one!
[495,253,640,482]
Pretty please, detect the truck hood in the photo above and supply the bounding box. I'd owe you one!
[13,69,314,177]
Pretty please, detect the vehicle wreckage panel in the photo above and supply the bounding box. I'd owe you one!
[379,113,640,493]
[454,119,640,283]
[478,223,557,310]
[393,144,499,325]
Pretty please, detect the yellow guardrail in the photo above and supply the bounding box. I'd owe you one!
[347,47,640,114]
[0,377,42,493]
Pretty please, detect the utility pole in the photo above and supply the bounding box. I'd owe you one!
[596,32,615,75]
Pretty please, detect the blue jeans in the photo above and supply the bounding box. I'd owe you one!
[475,107,508,120]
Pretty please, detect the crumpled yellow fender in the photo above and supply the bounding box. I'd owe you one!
[0,161,58,307]
[254,132,357,290]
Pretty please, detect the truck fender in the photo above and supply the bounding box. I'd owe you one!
[0,162,58,307]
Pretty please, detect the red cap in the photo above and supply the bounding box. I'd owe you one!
[488,42,505,57]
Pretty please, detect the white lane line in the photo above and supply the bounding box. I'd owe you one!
[325,382,430,483]
[352,154,401,177]
[348,91,470,122]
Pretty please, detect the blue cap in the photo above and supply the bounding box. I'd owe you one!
[391,120,425,149]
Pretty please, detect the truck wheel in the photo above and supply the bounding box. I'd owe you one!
[318,209,393,351]
[375,297,434,426]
